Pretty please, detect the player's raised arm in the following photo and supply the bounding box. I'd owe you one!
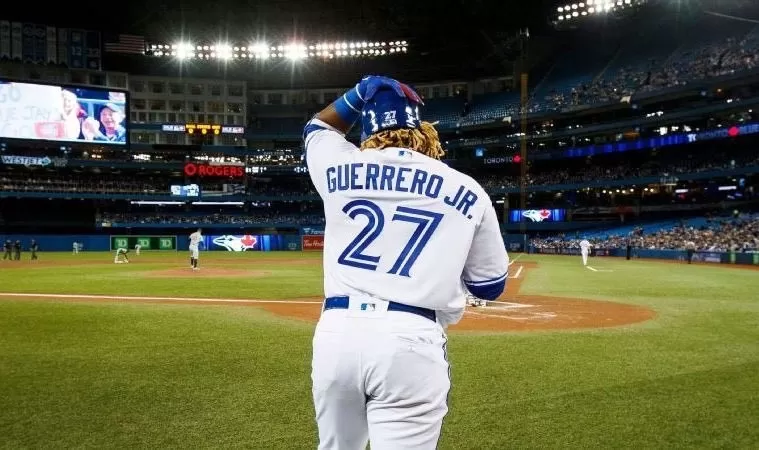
[461,201,510,300]
[302,75,424,196]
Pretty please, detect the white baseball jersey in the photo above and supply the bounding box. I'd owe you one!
[189,232,202,248]
[580,240,591,252]
[305,119,508,326]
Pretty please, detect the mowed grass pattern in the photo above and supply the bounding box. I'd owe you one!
[0,252,758,449]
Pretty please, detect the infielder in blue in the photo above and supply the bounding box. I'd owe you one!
[304,76,509,450]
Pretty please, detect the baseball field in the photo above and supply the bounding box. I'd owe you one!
[0,251,758,449]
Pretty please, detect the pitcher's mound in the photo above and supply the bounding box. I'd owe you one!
[146,268,270,278]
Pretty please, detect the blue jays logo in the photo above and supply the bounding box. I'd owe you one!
[212,235,258,251]
[522,209,552,223]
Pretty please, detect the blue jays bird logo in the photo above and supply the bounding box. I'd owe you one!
[522,209,552,223]
[212,235,258,252]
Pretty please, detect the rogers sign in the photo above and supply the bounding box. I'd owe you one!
[184,163,244,177]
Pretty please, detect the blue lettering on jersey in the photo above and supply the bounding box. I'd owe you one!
[444,185,479,219]
[351,163,364,190]
[395,167,412,192]
[325,163,473,218]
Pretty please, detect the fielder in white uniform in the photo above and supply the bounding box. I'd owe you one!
[134,244,141,255]
[304,75,509,450]
[188,229,202,270]
[114,247,129,264]
[580,239,592,266]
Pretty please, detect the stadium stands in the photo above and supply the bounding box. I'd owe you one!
[532,214,759,252]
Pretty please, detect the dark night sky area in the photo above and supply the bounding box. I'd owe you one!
[9,0,551,42]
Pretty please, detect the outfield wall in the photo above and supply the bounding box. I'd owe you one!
[0,234,304,252]
[529,247,759,266]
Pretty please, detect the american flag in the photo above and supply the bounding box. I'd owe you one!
[104,34,145,55]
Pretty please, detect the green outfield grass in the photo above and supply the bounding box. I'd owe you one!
[0,252,758,449]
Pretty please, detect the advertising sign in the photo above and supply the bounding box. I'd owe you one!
[301,226,326,236]
[110,235,176,251]
[302,235,324,251]
[207,234,290,252]
[509,209,567,223]
[0,79,127,144]
[170,184,201,197]
[183,162,245,177]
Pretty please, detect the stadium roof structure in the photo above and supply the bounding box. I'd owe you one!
[17,0,548,86]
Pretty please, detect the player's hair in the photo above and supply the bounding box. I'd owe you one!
[360,121,446,160]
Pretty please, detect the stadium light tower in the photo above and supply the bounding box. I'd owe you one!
[553,0,649,26]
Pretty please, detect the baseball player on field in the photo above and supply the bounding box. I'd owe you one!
[114,247,130,264]
[134,243,141,255]
[188,228,202,270]
[304,75,509,449]
[580,239,592,266]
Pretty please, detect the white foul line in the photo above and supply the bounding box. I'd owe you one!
[0,292,322,305]
[466,310,557,321]
[508,254,524,266]
[586,266,613,273]
[510,266,524,279]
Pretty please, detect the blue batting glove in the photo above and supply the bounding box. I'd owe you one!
[360,75,424,105]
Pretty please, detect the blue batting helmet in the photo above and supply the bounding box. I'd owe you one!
[360,83,424,142]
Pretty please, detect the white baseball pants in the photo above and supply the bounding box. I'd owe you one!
[581,250,588,266]
[189,245,199,259]
[312,298,450,450]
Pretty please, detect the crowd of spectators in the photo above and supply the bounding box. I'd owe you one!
[539,31,759,111]
[531,215,759,253]
[478,153,759,190]
[99,212,325,226]
[0,174,168,194]
[3,148,757,198]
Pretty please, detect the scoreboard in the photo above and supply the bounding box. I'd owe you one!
[161,124,245,135]
[186,124,221,135]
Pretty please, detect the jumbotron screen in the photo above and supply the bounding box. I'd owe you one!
[0,79,128,145]
[509,208,567,223]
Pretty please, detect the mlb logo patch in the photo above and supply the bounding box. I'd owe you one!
[360,303,376,312]
[397,150,412,158]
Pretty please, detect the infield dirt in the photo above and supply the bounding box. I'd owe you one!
[0,258,656,332]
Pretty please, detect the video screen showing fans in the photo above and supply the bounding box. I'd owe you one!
[509,208,567,223]
[0,79,128,145]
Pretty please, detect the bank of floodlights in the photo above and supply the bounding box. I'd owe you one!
[554,0,648,22]
[147,40,409,61]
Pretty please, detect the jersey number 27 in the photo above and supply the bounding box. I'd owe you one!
[338,199,443,277]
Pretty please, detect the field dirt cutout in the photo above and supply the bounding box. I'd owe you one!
[258,261,655,332]
[1,259,655,332]
[146,268,271,278]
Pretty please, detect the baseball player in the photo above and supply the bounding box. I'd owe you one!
[304,75,508,449]
[30,240,39,260]
[188,228,202,270]
[134,243,141,255]
[580,239,591,266]
[3,240,11,260]
[114,247,130,264]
